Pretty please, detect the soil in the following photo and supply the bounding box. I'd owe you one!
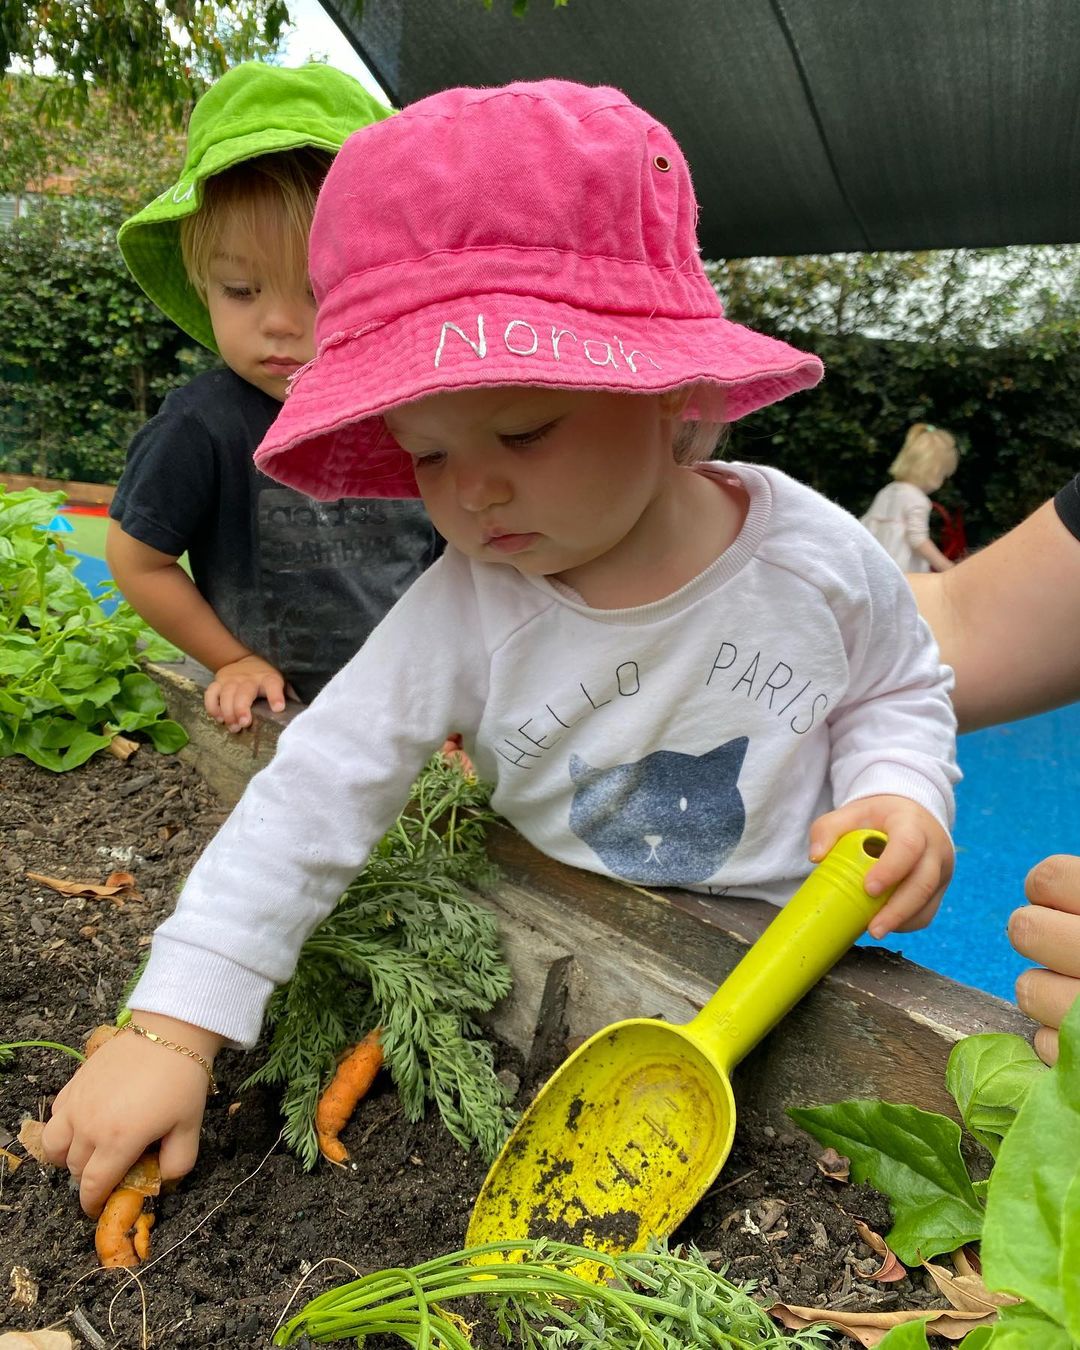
[0,747,950,1348]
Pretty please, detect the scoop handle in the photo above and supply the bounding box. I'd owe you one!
[689,829,892,1073]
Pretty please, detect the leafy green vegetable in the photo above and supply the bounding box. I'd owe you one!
[0,486,187,770]
[243,755,515,1168]
[273,1239,830,1348]
[945,1034,1047,1158]
[837,1003,1080,1350]
[788,1100,984,1263]
[791,1031,1047,1266]
[977,1301,1077,1349]
[874,1324,936,1349]
[981,998,1080,1332]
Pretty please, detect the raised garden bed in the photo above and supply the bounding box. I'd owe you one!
[0,664,1036,1347]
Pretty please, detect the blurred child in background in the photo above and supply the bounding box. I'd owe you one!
[861,423,959,572]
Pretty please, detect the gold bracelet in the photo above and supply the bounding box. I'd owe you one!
[126,1022,219,1096]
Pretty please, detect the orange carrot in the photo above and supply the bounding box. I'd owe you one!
[315,1029,384,1164]
[84,1023,121,1058]
[440,734,475,778]
[95,1186,146,1268]
[133,1212,155,1263]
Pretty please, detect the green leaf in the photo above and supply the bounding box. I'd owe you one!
[58,729,114,770]
[789,1100,984,1263]
[877,1322,934,1349]
[144,719,188,753]
[981,999,1080,1326]
[1060,1165,1080,1341]
[946,1034,1047,1156]
[118,671,166,715]
[984,1300,1079,1348]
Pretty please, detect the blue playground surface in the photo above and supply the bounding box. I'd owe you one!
[62,537,1077,1003]
[860,701,1080,1000]
[70,549,119,614]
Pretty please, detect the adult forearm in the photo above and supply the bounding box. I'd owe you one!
[911,501,1080,732]
[119,564,253,674]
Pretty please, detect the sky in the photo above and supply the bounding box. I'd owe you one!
[276,0,390,102]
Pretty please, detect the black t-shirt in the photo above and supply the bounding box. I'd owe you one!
[110,368,441,702]
[1055,473,1080,541]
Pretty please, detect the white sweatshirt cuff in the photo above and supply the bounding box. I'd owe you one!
[128,934,276,1049]
[840,763,954,832]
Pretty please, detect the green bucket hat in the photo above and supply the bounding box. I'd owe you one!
[118,61,392,352]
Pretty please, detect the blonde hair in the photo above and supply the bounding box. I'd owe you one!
[888,422,959,491]
[180,147,333,299]
[673,419,727,465]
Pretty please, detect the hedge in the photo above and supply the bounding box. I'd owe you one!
[728,326,1080,547]
[0,198,215,484]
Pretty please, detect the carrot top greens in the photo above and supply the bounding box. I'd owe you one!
[244,753,516,1168]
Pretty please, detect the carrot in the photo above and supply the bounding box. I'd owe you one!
[440,734,475,778]
[133,1211,155,1263]
[315,1029,384,1164]
[84,1023,121,1058]
[95,1186,146,1268]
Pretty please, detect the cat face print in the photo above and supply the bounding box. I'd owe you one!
[568,737,748,885]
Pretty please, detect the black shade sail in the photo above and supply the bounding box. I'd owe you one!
[324,0,1080,258]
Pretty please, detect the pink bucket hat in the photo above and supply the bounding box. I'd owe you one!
[256,79,824,501]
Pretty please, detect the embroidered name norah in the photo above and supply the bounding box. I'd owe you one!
[433,315,662,374]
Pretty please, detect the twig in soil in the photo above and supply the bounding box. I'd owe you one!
[706,1167,759,1197]
[271,1256,363,1340]
[129,784,181,828]
[356,1103,403,1151]
[70,1304,109,1349]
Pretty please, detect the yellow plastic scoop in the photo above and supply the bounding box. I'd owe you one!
[467,829,891,1257]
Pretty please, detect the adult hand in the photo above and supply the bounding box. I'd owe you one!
[205,654,288,732]
[1010,854,1080,1065]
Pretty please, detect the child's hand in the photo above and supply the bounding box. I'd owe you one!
[205,654,288,732]
[40,1014,221,1218]
[809,796,954,938]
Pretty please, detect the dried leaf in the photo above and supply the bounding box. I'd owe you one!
[0,1148,22,1174]
[24,871,141,904]
[922,1258,1021,1314]
[0,1333,74,1349]
[953,1245,982,1277]
[105,734,140,760]
[816,1145,851,1181]
[853,1218,909,1282]
[7,1266,37,1310]
[770,1303,997,1346]
[16,1121,46,1165]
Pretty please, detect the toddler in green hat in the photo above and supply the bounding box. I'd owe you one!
[107,62,440,730]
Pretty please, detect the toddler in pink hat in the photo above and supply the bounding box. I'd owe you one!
[44,81,958,1214]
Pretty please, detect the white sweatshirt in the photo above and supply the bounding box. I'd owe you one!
[133,463,959,1045]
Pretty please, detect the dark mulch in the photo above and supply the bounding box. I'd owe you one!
[0,748,949,1347]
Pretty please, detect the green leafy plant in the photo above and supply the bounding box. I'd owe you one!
[789,1032,1046,1264]
[243,755,516,1169]
[273,1239,830,1348]
[0,485,188,770]
[795,1000,1080,1350]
